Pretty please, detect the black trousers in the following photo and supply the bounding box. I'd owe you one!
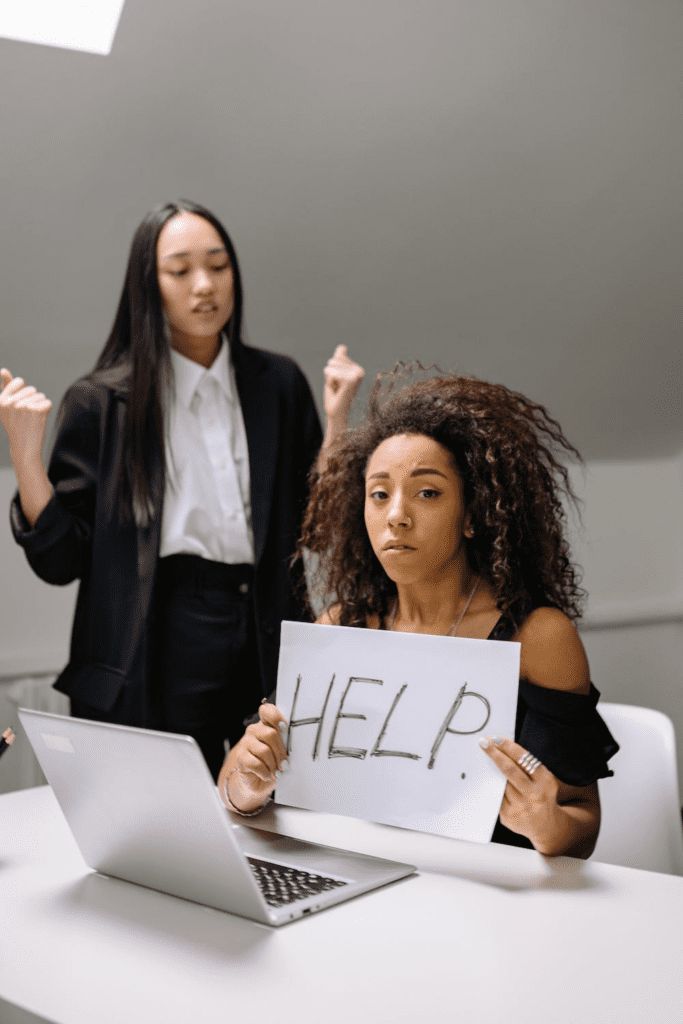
[72,554,264,781]
[150,554,264,779]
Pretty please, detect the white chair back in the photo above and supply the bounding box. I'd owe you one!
[593,702,683,875]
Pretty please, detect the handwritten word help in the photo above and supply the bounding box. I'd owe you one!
[287,674,490,770]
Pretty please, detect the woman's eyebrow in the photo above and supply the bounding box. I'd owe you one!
[366,467,448,481]
[159,246,227,261]
[411,467,448,479]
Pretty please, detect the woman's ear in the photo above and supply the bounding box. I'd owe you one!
[464,514,475,539]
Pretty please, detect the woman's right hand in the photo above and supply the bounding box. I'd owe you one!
[1,369,54,528]
[0,369,52,467]
[218,702,290,814]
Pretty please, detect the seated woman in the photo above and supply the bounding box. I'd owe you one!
[218,367,618,857]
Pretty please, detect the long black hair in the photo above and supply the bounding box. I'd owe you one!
[92,200,244,526]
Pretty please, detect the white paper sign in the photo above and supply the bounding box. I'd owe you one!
[275,622,521,843]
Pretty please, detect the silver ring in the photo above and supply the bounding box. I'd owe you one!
[518,752,543,776]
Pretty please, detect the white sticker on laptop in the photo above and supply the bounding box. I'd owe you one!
[41,733,75,753]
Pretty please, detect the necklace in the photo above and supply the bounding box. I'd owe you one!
[386,578,479,637]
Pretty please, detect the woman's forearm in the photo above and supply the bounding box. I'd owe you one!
[1,371,54,526]
[318,347,365,473]
[13,454,53,529]
[316,415,347,473]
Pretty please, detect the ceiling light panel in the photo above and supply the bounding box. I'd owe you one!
[0,0,126,55]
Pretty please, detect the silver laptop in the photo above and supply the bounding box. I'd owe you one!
[18,708,415,927]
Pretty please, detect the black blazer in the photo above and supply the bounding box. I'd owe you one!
[11,343,322,717]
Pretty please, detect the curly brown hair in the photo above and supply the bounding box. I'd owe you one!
[296,364,585,629]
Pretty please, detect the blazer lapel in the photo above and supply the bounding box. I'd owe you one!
[234,352,279,566]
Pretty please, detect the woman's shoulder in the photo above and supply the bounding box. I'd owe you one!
[238,343,305,380]
[63,366,129,407]
[238,344,315,401]
[54,375,120,424]
[83,363,131,396]
[48,373,127,453]
[513,606,590,694]
[514,605,579,644]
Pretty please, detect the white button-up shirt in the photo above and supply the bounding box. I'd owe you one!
[160,340,255,564]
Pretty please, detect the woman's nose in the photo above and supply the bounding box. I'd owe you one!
[387,496,411,528]
[192,269,214,294]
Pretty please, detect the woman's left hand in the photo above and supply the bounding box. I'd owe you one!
[323,345,364,424]
[480,735,567,855]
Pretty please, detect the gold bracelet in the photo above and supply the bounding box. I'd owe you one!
[220,767,272,817]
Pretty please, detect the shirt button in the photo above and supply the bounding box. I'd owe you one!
[239,582,250,595]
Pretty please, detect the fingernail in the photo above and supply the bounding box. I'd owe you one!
[278,722,288,738]
[493,736,503,745]
[479,738,490,749]
[280,759,290,772]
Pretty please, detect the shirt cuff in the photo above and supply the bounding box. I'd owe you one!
[10,492,72,552]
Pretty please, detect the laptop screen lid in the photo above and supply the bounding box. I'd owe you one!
[18,708,276,923]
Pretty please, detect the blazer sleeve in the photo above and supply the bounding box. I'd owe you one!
[10,380,102,586]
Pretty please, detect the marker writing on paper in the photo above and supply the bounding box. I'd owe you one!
[286,675,490,769]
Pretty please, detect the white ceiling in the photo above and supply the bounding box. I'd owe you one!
[0,0,680,466]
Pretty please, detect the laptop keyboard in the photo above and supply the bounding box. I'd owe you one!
[247,857,348,908]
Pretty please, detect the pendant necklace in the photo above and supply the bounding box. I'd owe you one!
[387,578,479,636]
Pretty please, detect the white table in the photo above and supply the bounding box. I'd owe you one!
[1,787,681,1024]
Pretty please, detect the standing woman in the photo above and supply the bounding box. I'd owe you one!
[0,200,363,779]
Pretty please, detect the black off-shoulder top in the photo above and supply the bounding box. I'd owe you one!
[486,613,619,849]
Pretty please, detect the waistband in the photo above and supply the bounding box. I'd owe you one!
[156,554,254,593]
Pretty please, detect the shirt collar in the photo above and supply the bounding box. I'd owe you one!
[170,336,236,410]
[206,336,236,403]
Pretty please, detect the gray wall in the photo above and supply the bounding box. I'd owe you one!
[1,0,681,467]
[1,1,682,801]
